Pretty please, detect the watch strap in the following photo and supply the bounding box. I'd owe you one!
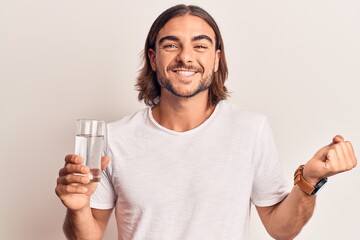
[294,165,315,195]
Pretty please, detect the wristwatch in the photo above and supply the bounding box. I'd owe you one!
[294,165,327,195]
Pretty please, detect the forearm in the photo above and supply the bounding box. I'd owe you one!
[258,136,357,239]
[63,205,104,240]
[265,186,316,240]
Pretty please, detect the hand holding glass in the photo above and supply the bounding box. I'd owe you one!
[75,119,106,182]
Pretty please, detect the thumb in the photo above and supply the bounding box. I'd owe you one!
[313,145,331,162]
[315,135,344,161]
[304,138,334,184]
[101,155,110,170]
[331,135,344,145]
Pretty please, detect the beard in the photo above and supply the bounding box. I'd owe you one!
[157,63,214,98]
[160,75,213,98]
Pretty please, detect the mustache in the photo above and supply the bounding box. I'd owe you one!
[167,63,202,72]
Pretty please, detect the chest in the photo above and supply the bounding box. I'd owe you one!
[110,135,256,208]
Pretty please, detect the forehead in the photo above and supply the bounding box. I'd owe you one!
[157,14,216,42]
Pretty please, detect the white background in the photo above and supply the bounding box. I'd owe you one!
[1,0,359,239]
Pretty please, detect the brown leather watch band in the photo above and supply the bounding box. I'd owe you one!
[294,165,314,195]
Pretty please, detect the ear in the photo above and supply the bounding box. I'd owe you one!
[148,48,157,71]
[214,49,221,72]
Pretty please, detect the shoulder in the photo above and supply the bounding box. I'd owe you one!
[107,107,150,134]
[216,100,267,126]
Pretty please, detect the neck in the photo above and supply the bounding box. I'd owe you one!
[151,91,216,132]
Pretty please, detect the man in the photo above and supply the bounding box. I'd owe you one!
[55,4,357,240]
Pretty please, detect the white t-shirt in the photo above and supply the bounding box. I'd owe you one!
[91,100,289,240]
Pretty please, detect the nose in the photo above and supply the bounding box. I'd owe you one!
[176,46,193,63]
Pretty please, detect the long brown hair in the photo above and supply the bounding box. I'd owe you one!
[136,4,229,106]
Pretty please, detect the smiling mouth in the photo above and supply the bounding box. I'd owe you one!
[174,70,197,77]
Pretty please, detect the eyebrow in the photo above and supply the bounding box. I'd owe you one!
[158,35,179,45]
[192,35,213,44]
[158,34,214,45]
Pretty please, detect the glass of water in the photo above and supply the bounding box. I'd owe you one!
[75,119,106,182]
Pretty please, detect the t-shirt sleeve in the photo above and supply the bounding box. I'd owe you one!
[90,165,117,210]
[251,117,290,207]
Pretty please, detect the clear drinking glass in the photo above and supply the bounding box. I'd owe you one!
[75,119,106,182]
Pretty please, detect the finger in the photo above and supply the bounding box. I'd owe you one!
[57,174,90,185]
[331,140,357,171]
[332,142,347,171]
[59,163,90,177]
[313,145,330,162]
[56,183,88,195]
[316,136,342,160]
[62,163,90,175]
[338,141,354,169]
[345,141,358,168]
[332,135,344,145]
[101,156,110,170]
[324,148,340,171]
[58,167,67,177]
[65,154,84,165]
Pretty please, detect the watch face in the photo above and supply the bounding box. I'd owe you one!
[311,178,328,195]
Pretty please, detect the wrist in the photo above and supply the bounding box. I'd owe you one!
[302,165,322,186]
[294,165,327,195]
[66,203,92,219]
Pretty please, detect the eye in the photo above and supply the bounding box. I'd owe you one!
[195,45,207,49]
[163,43,178,49]
[194,45,208,51]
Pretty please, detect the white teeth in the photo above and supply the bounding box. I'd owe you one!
[177,71,195,77]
